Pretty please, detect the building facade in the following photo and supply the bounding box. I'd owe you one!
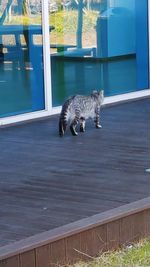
[0,0,149,125]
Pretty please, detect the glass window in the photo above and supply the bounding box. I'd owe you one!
[49,0,149,107]
[0,0,45,118]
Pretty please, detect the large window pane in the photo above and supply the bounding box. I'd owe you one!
[0,0,45,118]
[50,0,149,107]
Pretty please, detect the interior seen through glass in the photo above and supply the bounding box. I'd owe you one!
[0,0,45,118]
[50,0,149,107]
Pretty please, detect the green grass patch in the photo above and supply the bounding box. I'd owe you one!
[4,15,42,25]
[2,10,98,44]
[3,10,98,32]
[49,10,98,44]
[50,10,98,34]
[72,238,150,267]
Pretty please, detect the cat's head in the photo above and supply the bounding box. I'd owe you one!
[92,90,104,103]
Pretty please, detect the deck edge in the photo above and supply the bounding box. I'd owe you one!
[0,196,150,262]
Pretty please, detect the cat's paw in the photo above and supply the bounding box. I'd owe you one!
[80,126,85,133]
[70,126,78,136]
[71,131,78,136]
[96,124,102,129]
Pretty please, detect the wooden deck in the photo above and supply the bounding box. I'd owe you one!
[0,97,150,260]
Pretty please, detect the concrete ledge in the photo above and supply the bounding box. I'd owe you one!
[50,89,150,116]
[0,90,150,127]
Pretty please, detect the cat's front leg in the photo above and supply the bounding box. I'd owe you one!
[94,108,102,129]
[94,118,102,128]
[80,117,86,132]
[70,116,79,136]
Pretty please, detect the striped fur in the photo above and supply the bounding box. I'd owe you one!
[59,90,104,136]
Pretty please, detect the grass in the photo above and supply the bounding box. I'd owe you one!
[50,10,98,34]
[4,15,42,25]
[2,10,98,45]
[3,10,98,32]
[71,238,150,267]
[49,10,97,45]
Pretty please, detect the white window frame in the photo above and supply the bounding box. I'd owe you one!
[0,0,150,126]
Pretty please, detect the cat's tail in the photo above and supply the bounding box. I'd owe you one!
[59,98,71,137]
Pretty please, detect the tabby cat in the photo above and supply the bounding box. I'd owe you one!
[59,90,104,136]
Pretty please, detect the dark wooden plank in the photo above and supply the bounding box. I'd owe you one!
[107,220,120,251]
[50,239,66,267]
[92,225,107,254]
[0,260,4,267]
[80,230,94,260]
[80,225,107,259]
[119,211,148,247]
[144,209,150,236]
[66,234,81,265]
[119,215,135,246]
[0,98,150,247]
[20,250,35,267]
[4,256,20,267]
[120,212,145,246]
[132,212,145,241]
[0,205,150,266]
[35,245,50,267]
[119,212,145,246]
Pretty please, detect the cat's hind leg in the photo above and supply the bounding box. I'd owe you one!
[80,117,86,132]
[70,116,79,136]
[59,118,67,136]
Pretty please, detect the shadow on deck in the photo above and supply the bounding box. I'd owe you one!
[0,98,150,266]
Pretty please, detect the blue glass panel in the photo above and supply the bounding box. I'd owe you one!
[0,1,45,118]
[135,0,149,89]
[50,0,149,107]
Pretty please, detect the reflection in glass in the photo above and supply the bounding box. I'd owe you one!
[50,0,149,107]
[0,0,45,118]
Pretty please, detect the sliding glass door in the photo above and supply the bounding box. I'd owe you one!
[0,0,45,118]
[0,0,149,121]
[50,0,149,107]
